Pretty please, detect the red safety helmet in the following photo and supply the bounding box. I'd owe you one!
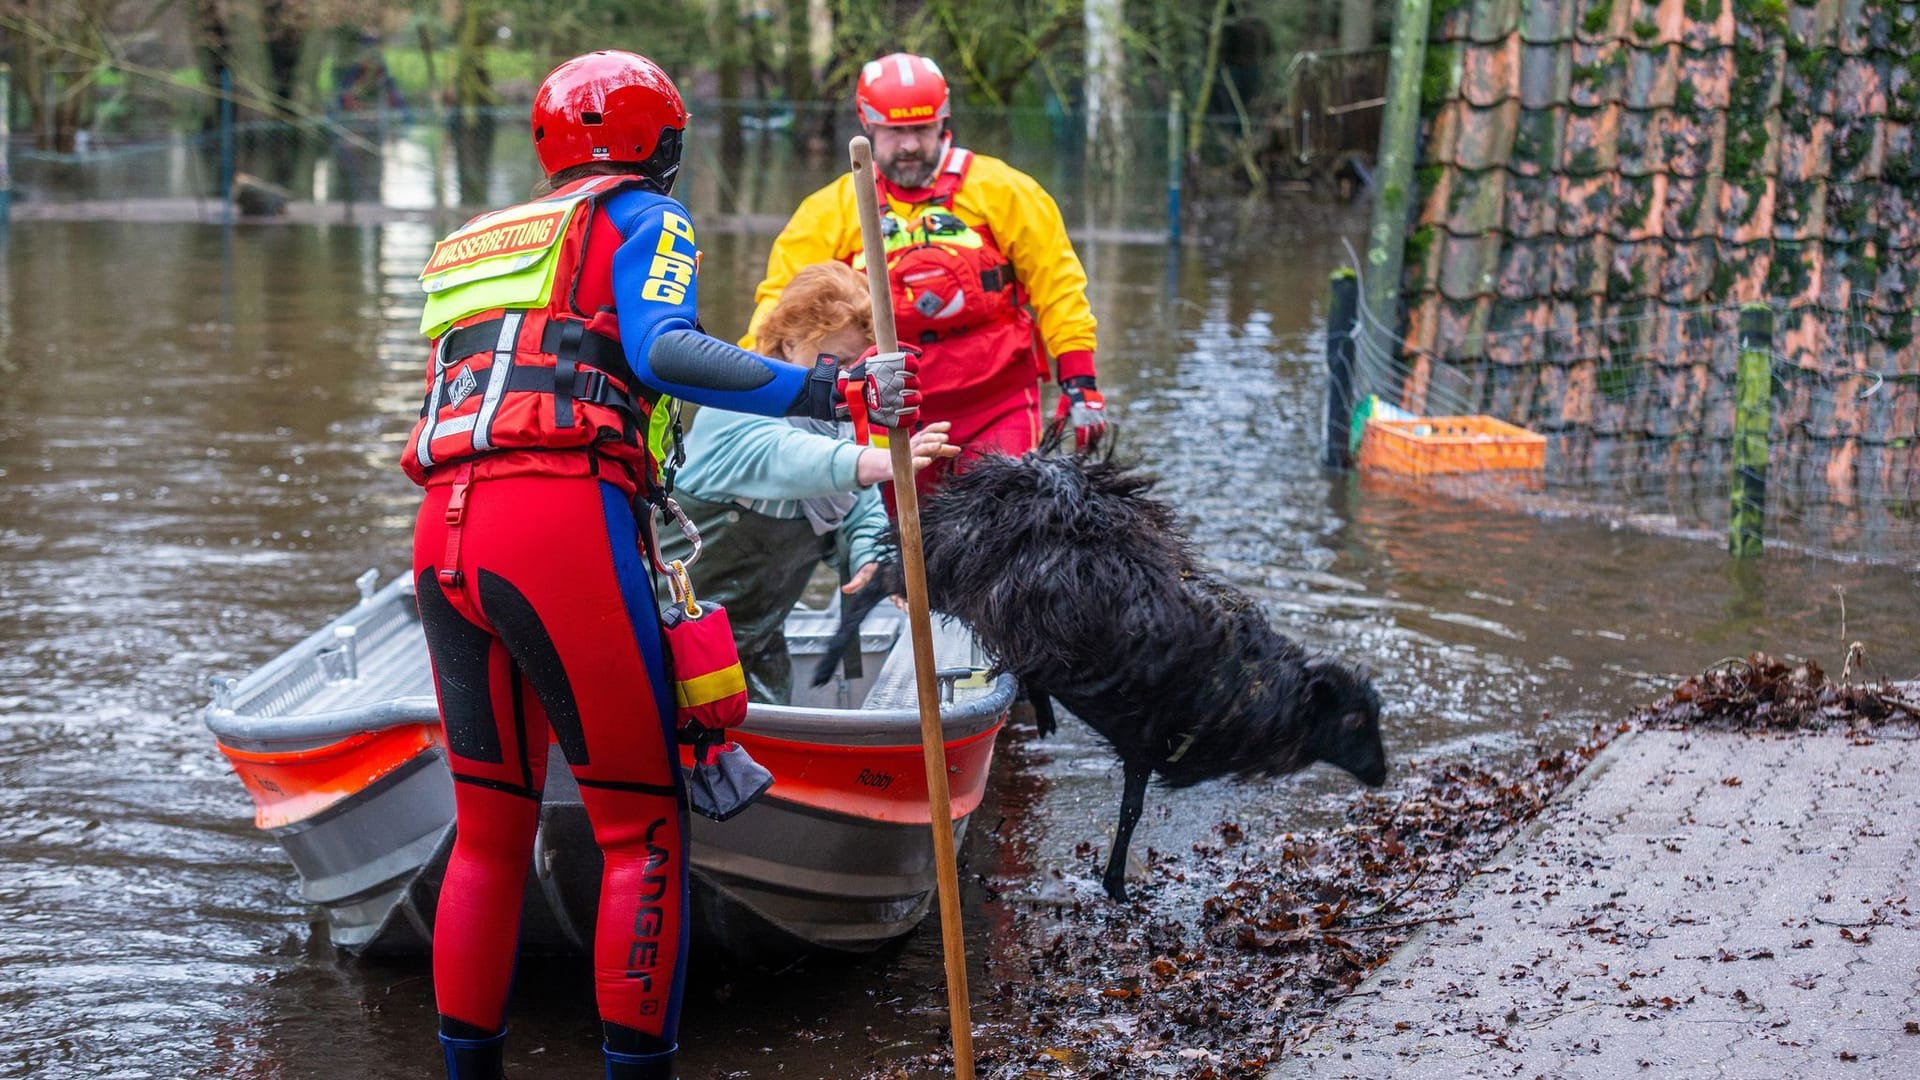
[532,51,689,188]
[855,53,951,128]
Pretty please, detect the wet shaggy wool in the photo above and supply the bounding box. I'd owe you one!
[816,451,1387,898]
[914,452,1386,789]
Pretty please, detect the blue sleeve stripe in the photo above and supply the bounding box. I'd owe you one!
[607,190,813,416]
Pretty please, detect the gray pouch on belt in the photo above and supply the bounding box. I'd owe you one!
[684,738,774,822]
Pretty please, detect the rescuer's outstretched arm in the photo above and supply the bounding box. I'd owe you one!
[606,193,832,418]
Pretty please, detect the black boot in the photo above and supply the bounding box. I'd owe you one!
[439,1029,506,1079]
[604,1042,675,1080]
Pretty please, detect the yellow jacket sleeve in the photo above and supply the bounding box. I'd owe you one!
[961,156,1098,363]
[740,177,860,349]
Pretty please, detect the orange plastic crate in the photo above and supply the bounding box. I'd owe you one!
[1358,415,1546,477]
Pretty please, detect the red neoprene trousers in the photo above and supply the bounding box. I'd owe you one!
[411,472,687,1040]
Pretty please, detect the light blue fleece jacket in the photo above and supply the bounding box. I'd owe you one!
[673,407,893,573]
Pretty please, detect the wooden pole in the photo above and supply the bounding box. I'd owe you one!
[849,135,976,1079]
[1326,269,1360,467]
[1360,0,1434,361]
[1730,304,1773,558]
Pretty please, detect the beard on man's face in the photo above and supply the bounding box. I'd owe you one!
[879,149,939,189]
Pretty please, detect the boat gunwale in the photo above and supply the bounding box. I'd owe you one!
[204,573,1017,749]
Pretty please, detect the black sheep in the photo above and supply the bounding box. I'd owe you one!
[814,451,1388,901]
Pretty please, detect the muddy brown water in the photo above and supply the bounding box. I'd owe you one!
[3,203,1917,1079]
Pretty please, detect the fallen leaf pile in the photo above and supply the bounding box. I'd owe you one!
[1636,652,1920,731]
[866,724,1624,1079]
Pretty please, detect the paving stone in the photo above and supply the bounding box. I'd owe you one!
[1273,729,1920,1079]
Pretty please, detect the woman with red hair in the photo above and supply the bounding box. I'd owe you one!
[658,262,956,702]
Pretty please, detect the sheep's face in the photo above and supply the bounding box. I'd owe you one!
[1305,659,1388,787]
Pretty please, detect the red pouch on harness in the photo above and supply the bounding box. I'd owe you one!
[660,590,748,732]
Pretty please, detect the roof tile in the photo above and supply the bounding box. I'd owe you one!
[1519,43,1570,109]
[1451,167,1512,238]
[1556,172,1616,237]
[1439,233,1506,300]
[1773,179,1827,241]
[1400,0,1920,419]
[1655,234,1714,305]
[1726,253,1770,307]
[1550,233,1612,295]
[1623,42,1679,110]
[1683,0,1736,50]
[1837,0,1877,55]
[1405,295,1443,358]
[1470,0,1526,43]
[1457,100,1522,169]
[1418,161,1454,230]
[1572,0,1622,44]
[1616,108,1664,176]
[1436,297,1495,359]
[1510,107,1564,177]
[1496,239,1550,300]
[1831,118,1886,184]
[1521,0,1576,46]
[1568,41,1624,108]
[1504,172,1562,237]
[1678,50,1732,112]
[1658,107,1717,177]
[1426,99,1464,169]
[1462,38,1523,108]
[1660,173,1720,240]
[1621,174,1669,242]
[1562,104,1621,174]
[1777,117,1835,185]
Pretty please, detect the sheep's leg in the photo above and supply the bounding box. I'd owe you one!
[1102,762,1152,902]
[1029,689,1057,738]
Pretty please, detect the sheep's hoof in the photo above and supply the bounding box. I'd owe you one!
[1101,873,1130,903]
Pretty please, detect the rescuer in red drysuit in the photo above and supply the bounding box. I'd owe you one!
[404,51,918,1080]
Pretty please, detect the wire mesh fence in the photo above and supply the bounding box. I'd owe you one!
[1347,286,1920,568]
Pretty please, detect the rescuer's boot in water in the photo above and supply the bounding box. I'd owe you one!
[604,1043,676,1080]
[439,1028,506,1079]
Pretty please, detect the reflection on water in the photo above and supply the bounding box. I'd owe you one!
[2,199,1916,1077]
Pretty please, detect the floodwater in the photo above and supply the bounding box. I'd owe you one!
[4,189,1918,1079]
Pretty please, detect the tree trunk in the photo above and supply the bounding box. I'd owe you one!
[1084,0,1127,175]
[1341,0,1375,51]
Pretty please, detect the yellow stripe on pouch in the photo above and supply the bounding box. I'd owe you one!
[676,665,747,708]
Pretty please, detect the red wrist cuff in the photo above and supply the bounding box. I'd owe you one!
[1054,350,1097,384]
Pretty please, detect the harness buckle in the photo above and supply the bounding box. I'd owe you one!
[578,367,609,404]
[444,477,471,525]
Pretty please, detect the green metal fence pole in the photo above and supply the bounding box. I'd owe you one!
[1326,269,1360,467]
[1729,304,1774,558]
[1360,0,1434,359]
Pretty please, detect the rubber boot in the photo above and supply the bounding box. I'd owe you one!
[440,1029,506,1079]
[604,1043,676,1080]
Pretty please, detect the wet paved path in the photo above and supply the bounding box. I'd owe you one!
[1278,727,1920,1078]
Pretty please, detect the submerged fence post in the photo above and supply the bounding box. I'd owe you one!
[1,63,12,225]
[218,68,235,224]
[1167,89,1183,243]
[1729,305,1774,558]
[1326,269,1360,467]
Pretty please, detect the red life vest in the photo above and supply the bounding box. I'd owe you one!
[403,174,668,493]
[862,147,1039,415]
[864,149,1021,345]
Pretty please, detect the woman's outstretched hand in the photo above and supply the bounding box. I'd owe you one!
[853,421,960,485]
